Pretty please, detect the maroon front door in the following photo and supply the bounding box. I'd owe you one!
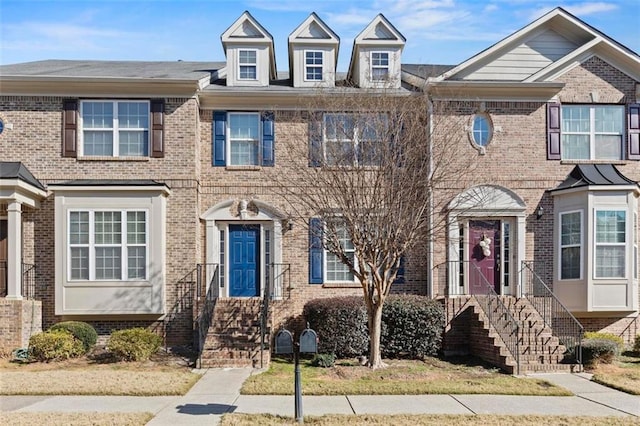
[469,220,500,295]
[0,220,7,296]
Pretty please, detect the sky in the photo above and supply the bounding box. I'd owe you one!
[1,0,638,71]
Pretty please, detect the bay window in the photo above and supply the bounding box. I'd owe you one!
[560,211,582,280]
[595,210,626,278]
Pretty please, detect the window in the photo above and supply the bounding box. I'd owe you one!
[371,52,389,81]
[595,210,626,278]
[471,113,492,147]
[325,221,355,282]
[560,211,582,280]
[81,101,149,157]
[68,210,147,281]
[561,105,624,160]
[305,51,323,81]
[322,113,386,166]
[229,113,260,165]
[238,50,257,80]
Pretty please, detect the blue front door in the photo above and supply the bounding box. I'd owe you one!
[229,225,260,297]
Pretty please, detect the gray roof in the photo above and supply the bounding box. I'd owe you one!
[0,162,46,191]
[402,64,455,79]
[0,60,224,81]
[50,179,170,189]
[552,164,638,191]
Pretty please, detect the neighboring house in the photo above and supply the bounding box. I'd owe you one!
[0,8,638,371]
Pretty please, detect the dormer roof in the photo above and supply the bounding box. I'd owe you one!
[288,12,340,80]
[347,14,406,83]
[221,11,277,80]
[434,7,640,83]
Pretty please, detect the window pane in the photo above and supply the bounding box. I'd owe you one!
[95,247,121,279]
[239,50,256,64]
[94,211,122,245]
[84,131,114,156]
[127,246,146,279]
[596,246,625,278]
[594,135,621,160]
[82,102,113,128]
[372,68,388,80]
[70,212,89,244]
[230,140,258,165]
[127,211,146,244]
[561,212,581,245]
[229,114,259,139]
[326,140,354,165]
[372,52,389,66]
[306,67,322,80]
[561,106,589,132]
[561,247,580,279]
[70,247,89,280]
[119,130,148,156]
[326,252,354,281]
[118,102,148,128]
[561,134,589,159]
[472,115,491,146]
[305,51,322,65]
[239,65,257,79]
[595,106,624,133]
[596,211,625,243]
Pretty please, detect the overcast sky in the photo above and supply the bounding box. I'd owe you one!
[1,0,638,71]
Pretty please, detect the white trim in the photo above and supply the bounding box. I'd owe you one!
[593,208,627,279]
[226,112,261,166]
[558,209,583,281]
[304,49,324,82]
[370,51,390,81]
[237,49,258,81]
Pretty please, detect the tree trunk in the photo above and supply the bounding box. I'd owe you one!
[367,303,386,369]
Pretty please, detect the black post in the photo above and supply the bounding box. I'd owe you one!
[294,349,303,423]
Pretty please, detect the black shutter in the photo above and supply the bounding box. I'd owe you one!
[547,102,561,160]
[62,100,78,158]
[628,103,640,160]
[150,100,164,158]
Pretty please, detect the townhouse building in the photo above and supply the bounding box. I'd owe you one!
[1,8,638,372]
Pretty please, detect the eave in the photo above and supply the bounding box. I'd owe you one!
[0,179,48,208]
[427,81,565,101]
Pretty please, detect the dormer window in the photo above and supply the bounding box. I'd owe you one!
[305,51,323,81]
[239,50,257,80]
[371,52,389,81]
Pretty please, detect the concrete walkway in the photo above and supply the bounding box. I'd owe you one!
[1,369,637,425]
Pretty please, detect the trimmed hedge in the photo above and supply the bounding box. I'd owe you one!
[582,338,618,366]
[303,295,444,359]
[107,328,162,361]
[29,329,84,362]
[303,296,368,358]
[381,295,444,358]
[583,332,623,353]
[50,321,97,353]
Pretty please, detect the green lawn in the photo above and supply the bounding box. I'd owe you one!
[241,357,571,396]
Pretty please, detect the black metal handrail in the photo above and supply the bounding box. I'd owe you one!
[22,263,36,300]
[260,263,291,368]
[463,261,521,374]
[194,263,219,364]
[521,261,583,366]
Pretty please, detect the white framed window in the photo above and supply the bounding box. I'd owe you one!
[68,209,148,281]
[305,51,323,81]
[238,49,257,80]
[471,113,493,147]
[594,210,626,278]
[323,113,387,166]
[561,105,624,160]
[228,112,260,165]
[80,101,149,157]
[560,210,582,280]
[324,220,356,282]
[371,52,389,81]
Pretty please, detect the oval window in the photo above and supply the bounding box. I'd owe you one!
[471,114,492,147]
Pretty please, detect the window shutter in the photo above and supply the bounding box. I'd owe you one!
[261,111,275,166]
[547,102,561,160]
[309,218,324,284]
[62,100,78,158]
[309,115,322,167]
[150,100,164,158]
[393,256,405,284]
[213,111,227,166]
[628,103,640,160]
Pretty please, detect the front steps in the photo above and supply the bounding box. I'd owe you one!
[198,298,270,368]
[443,296,579,374]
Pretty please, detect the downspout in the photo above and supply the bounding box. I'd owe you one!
[426,94,434,298]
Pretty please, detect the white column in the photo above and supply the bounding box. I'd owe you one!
[6,201,22,299]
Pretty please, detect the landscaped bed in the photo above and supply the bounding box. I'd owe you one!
[589,354,640,395]
[241,357,572,396]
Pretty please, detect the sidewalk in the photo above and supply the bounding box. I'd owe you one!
[1,369,638,425]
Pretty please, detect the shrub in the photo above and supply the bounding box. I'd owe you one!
[29,329,84,362]
[381,295,444,358]
[303,296,368,358]
[583,332,624,353]
[107,328,162,361]
[310,353,336,368]
[582,338,618,366]
[49,321,97,353]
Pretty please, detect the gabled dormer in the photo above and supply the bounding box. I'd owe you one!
[221,11,276,87]
[288,13,340,88]
[347,14,405,88]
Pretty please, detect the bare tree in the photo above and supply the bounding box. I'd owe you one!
[271,86,477,368]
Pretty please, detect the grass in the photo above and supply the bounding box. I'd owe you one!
[220,413,637,425]
[0,412,153,426]
[241,357,572,396]
[590,353,640,395]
